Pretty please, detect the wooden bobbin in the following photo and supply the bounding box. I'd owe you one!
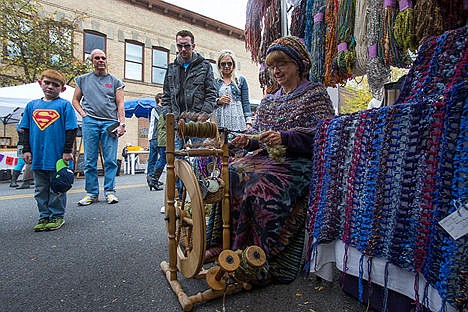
[244,245,266,268]
[206,250,240,291]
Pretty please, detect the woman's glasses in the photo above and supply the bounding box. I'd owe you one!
[220,62,233,68]
[267,62,291,72]
[93,56,107,60]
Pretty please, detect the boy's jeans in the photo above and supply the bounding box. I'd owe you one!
[82,116,119,197]
[33,170,66,219]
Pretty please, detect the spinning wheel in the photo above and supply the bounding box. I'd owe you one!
[161,113,256,311]
[169,159,206,278]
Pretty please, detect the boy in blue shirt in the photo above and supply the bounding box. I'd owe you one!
[20,69,78,231]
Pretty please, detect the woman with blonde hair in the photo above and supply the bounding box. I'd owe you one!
[213,50,252,132]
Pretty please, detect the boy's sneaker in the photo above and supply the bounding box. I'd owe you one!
[45,217,65,231]
[78,195,98,206]
[33,218,49,232]
[106,194,119,204]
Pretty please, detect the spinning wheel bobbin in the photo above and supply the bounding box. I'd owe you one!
[206,250,240,291]
[244,245,266,268]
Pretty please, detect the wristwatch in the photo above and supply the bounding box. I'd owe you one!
[120,123,126,128]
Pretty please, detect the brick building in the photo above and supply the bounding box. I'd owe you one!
[35,0,262,159]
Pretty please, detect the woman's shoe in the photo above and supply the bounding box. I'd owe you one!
[150,168,164,191]
[149,181,163,191]
[147,175,162,191]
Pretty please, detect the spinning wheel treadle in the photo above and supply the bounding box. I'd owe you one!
[168,159,206,279]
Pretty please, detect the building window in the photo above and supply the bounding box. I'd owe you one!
[152,47,168,84]
[83,30,106,60]
[125,41,143,81]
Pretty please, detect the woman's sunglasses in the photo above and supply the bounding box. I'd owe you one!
[220,62,233,68]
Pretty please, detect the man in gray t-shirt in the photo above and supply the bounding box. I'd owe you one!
[72,49,125,206]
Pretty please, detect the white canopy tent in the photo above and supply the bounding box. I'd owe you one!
[0,83,80,135]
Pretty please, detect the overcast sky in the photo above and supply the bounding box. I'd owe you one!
[161,0,248,29]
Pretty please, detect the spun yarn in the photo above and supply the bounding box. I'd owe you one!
[353,0,369,76]
[333,0,356,82]
[367,0,390,100]
[393,0,418,52]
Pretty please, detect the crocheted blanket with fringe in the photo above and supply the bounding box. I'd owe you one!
[305,25,467,310]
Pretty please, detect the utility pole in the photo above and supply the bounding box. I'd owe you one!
[280,0,289,36]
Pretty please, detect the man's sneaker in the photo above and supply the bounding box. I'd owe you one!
[78,195,98,206]
[33,218,49,232]
[44,217,65,231]
[160,206,165,214]
[106,194,119,204]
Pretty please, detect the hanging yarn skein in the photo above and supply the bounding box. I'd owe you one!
[245,0,274,63]
[353,0,369,76]
[258,0,282,94]
[309,0,327,83]
[393,0,418,52]
[367,0,390,100]
[304,0,316,53]
[290,0,307,38]
[439,0,468,31]
[380,0,410,67]
[259,0,282,61]
[333,0,356,83]
[323,0,339,87]
[413,0,443,45]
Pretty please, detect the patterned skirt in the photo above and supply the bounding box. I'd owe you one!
[210,149,312,284]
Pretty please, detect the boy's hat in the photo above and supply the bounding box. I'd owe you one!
[51,159,74,194]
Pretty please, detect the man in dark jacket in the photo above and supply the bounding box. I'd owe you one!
[162,30,217,122]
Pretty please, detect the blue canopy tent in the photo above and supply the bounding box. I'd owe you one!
[124,98,156,118]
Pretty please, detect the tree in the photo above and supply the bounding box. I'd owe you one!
[0,0,90,86]
[341,76,373,114]
[341,67,409,114]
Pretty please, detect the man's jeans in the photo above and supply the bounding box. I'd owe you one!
[146,138,159,175]
[82,116,118,197]
[33,170,66,219]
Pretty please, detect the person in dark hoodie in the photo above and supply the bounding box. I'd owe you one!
[161,30,217,198]
[162,29,217,129]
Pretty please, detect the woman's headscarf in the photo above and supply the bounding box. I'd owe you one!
[266,36,312,78]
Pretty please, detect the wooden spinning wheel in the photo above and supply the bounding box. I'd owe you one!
[161,113,236,311]
[170,159,206,278]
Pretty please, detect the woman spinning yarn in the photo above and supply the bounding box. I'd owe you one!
[213,50,252,132]
[230,36,335,284]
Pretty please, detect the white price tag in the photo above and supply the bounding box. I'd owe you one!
[438,202,468,240]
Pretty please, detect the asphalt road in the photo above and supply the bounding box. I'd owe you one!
[0,173,367,312]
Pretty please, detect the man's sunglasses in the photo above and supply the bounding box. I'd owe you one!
[176,43,193,50]
[220,62,233,68]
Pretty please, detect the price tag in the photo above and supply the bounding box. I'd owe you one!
[439,202,468,240]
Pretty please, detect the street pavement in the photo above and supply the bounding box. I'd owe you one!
[0,173,367,312]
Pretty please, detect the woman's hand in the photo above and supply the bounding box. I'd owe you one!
[259,130,282,146]
[217,95,231,105]
[232,134,249,148]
